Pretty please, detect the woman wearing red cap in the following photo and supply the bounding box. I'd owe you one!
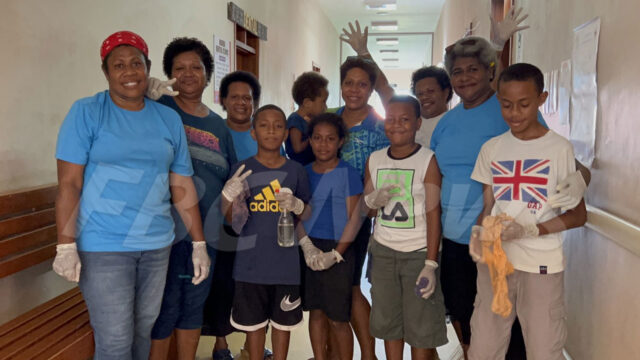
[53,31,210,360]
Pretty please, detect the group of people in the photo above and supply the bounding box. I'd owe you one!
[53,8,589,360]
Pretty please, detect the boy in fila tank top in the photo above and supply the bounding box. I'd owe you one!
[363,95,448,358]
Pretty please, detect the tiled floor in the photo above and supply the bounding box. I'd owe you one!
[195,258,463,360]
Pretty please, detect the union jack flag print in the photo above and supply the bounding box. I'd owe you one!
[491,159,550,203]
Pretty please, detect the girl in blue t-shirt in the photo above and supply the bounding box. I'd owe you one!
[302,113,363,360]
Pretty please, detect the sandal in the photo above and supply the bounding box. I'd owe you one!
[212,348,234,360]
[263,348,274,360]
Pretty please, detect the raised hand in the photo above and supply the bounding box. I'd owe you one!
[490,7,530,50]
[222,164,252,202]
[340,20,370,56]
[146,77,179,100]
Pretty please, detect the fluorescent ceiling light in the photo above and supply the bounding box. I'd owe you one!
[380,49,399,53]
[376,37,399,46]
[364,0,397,11]
[366,4,397,10]
[371,20,398,31]
[382,58,399,61]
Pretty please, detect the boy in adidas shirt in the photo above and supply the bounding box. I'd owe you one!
[220,105,312,360]
[364,95,448,358]
[469,63,587,359]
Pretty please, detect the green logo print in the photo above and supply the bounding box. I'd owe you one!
[376,169,415,228]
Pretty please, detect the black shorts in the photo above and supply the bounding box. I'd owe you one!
[352,217,372,286]
[231,282,303,331]
[303,238,355,322]
[440,238,477,345]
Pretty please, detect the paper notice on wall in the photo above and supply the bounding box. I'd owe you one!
[550,69,558,113]
[514,31,524,63]
[542,72,550,113]
[558,59,571,127]
[570,17,600,167]
[213,35,231,104]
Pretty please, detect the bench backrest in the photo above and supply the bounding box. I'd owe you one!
[0,184,58,278]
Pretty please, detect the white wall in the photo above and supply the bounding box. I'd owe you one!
[432,1,640,358]
[0,0,340,193]
[0,0,340,319]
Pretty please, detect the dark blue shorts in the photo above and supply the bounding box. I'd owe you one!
[151,241,216,339]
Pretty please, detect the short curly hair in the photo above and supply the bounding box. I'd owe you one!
[340,57,377,87]
[220,71,261,110]
[162,37,214,82]
[498,63,544,94]
[444,36,497,79]
[388,95,421,119]
[252,104,286,128]
[291,72,329,106]
[308,113,348,142]
[411,66,453,102]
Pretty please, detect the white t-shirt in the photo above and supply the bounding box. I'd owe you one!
[369,145,434,252]
[471,130,576,274]
[416,113,445,148]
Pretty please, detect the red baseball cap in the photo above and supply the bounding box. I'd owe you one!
[100,30,149,60]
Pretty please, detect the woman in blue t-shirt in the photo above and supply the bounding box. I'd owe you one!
[302,113,363,360]
[53,31,210,360]
[431,13,589,357]
[146,37,237,360]
[331,21,395,358]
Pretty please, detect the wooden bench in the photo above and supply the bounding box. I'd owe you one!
[0,185,94,359]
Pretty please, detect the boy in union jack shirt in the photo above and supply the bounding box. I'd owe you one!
[468,63,587,359]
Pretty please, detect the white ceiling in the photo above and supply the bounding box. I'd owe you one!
[316,0,445,69]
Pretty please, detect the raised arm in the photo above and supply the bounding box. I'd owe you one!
[489,7,530,84]
[341,20,395,107]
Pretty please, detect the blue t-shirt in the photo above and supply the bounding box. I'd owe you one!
[158,96,237,247]
[303,160,363,241]
[55,91,193,252]
[334,106,390,178]
[430,94,547,244]
[228,126,286,161]
[285,112,315,165]
[229,128,257,161]
[233,157,311,285]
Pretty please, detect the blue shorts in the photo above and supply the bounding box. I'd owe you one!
[151,241,216,339]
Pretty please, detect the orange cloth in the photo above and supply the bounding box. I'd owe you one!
[480,214,515,318]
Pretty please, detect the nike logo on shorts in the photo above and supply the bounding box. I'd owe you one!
[280,295,301,312]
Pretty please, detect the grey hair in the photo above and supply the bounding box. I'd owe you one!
[444,36,497,77]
